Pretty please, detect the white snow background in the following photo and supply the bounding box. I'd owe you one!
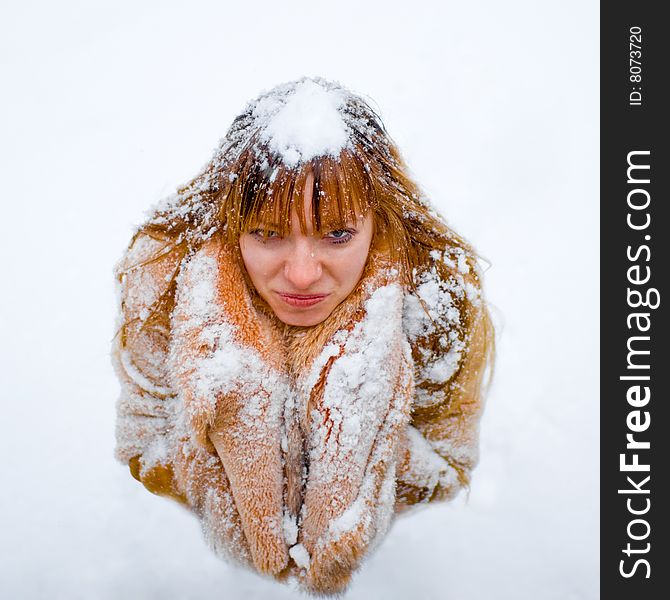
[0,1,598,598]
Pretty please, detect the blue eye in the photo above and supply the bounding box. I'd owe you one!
[326,229,355,244]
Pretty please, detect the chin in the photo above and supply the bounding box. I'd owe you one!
[273,306,330,327]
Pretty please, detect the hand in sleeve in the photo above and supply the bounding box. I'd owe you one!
[169,237,291,576]
[114,234,253,568]
[293,251,415,594]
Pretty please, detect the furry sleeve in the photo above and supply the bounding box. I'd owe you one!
[113,234,255,567]
[112,233,185,503]
[396,246,493,510]
[290,255,415,595]
[168,235,291,576]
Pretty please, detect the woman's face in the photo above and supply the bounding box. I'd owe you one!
[239,173,374,327]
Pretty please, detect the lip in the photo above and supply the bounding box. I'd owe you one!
[277,292,329,307]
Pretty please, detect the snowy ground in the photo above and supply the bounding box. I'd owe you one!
[0,1,598,598]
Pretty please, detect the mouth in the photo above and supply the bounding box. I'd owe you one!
[277,292,329,308]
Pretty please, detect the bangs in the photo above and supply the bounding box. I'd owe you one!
[224,146,376,239]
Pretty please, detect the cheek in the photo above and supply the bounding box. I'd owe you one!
[334,242,371,287]
[240,241,271,286]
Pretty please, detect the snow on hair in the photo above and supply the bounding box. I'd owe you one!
[115,77,493,399]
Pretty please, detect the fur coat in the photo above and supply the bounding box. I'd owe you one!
[112,230,489,595]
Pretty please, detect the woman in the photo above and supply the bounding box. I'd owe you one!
[112,77,494,595]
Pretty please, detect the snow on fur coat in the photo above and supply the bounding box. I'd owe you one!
[112,230,490,595]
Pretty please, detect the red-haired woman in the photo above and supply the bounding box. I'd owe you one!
[112,77,494,595]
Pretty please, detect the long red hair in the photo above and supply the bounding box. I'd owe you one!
[115,77,494,410]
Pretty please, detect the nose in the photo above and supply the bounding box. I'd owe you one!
[284,239,322,290]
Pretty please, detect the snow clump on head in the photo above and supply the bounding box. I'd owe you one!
[251,78,351,167]
[217,75,391,172]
